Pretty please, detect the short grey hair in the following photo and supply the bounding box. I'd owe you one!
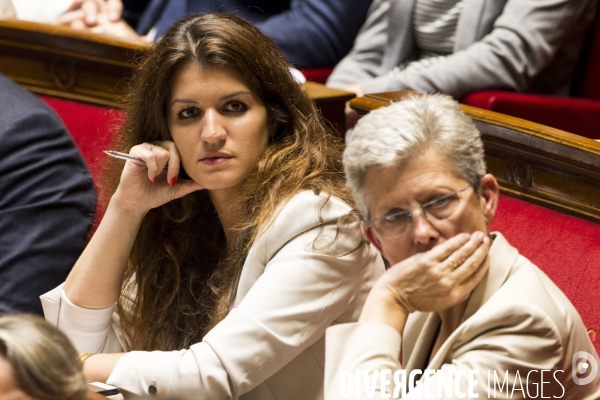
[344,93,486,217]
[0,314,87,400]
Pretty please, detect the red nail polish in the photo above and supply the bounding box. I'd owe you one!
[170,177,177,186]
[152,177,157,183]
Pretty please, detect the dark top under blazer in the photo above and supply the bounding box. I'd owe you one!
[0,74,96,315]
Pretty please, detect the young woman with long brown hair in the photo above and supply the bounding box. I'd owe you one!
[41,12,383,399]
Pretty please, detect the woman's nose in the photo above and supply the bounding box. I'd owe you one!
[410,209,439,246]
[200,110,226,143]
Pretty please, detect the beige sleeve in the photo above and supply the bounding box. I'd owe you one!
[325,322,401,399]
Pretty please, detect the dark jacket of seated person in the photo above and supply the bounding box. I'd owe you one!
[0,74,96,315]
[134,0,373,68]
[325,94,600,399]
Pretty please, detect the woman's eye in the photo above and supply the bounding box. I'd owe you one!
[428,196,450,208]
[224,101,247,113]
[384,212,405,223]
[177,108,199,119]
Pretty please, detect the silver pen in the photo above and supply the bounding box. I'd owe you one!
[104,150,169,170]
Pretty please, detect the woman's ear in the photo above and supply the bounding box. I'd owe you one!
[478,174,500,224]
[269,118,279,139]
[364,224,384,254]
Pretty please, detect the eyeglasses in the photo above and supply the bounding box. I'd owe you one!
[365,185,473,238]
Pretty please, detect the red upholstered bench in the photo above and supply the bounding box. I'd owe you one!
[41,97,122,181]
[41,97,123,235]
[301,68,333,84]
[462,91,600,140]
[491,195,600,352]
[42,91,600,355]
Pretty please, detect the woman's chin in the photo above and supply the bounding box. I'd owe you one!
[198,180,242,193]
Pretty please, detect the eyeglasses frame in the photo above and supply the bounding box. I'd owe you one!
[365,184,474,237]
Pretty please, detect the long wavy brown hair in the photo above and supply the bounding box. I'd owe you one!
[101,13,360,351]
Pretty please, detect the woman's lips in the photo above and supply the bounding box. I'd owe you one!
[199,153,233,166]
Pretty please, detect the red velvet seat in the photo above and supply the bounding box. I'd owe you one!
[41,96,122,180]
[301,67,333,84]
[490,195,600,353]
[463,92,600,140]
[41,97,122,235]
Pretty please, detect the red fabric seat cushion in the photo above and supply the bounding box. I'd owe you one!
[462,91,600,140]
[41,97,123,235]
[301,67,333,84]
[40,97,123,179]
[490,194,600,353]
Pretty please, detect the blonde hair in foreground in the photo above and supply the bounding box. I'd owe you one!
[0,314,86,400]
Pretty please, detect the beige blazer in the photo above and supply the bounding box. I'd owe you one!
[325,233,600,399]
[42,191,385,399]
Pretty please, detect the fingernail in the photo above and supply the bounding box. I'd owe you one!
[110,11,119,20]
[152,177,156,183]
[460,233,470,240]
[474,231,484,240]
[169,177,177,186]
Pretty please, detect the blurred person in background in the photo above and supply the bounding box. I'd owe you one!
[328,0,597,126]
[1,0,373,69]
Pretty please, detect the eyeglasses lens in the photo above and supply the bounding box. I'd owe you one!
[374,192,462,237]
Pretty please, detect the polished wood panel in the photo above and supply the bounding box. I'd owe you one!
[0,19,147,107]
[0,20,354,133]
[351,91,600,223]
[305,82,355,135]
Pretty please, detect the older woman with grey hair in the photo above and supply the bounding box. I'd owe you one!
[0,314,87,400]
[325,94,600,399]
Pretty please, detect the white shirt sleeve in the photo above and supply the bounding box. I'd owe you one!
[58,289,115,353]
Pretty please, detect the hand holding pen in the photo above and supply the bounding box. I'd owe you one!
[105,143,177,185]
[105,142,203,212]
